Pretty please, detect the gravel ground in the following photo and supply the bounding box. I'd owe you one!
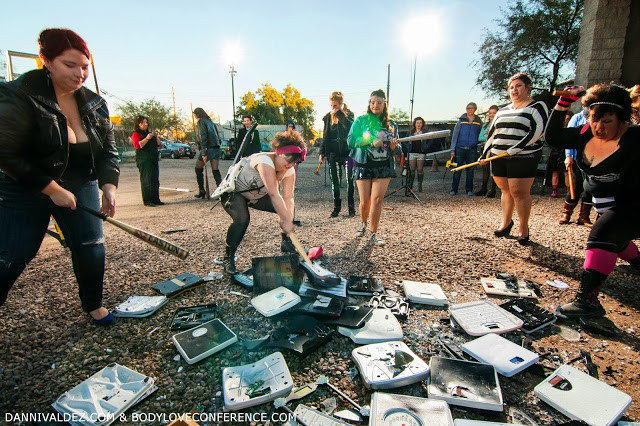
[1,152,639,425]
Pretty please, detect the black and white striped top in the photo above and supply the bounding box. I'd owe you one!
[481,100,549,158]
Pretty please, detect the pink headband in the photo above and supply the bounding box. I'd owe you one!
[275,145,307,162]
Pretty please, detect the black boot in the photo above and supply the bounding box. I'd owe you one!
[417,174,424,192]
[195,167,205,198]
[281,233,297,254]
[558,269,607,318]
[348,204,356,217]
[213,169,222,187]
[223,245,237,274]
[330,199,341,218]
[405,174,414,196]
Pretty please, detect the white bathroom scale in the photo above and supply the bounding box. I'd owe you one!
[351,341,429,389]
[369,392,454,426]
[462,334,539,377]
[337,308,403,344]
[222,351,293,411]
[113,295,168,318]
[449,301,523,336]
[402,280,448,307]
[52,363,156,426]
[481,277,537,299]
[428,357,503,412]
[534,364,631,426]
[172,318,237,364]
[250,286,301,317]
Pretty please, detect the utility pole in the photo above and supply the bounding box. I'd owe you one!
[230,65,237,140]
[172,87,177,140]
[386,64,391,108]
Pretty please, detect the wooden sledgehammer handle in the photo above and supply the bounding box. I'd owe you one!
[553,89,586,97]
[450,152,509,172]
[288,232,312,264]
[315,162,323,175]
[567,164,576,200]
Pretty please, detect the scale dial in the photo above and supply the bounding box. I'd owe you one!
[381,408,423,426]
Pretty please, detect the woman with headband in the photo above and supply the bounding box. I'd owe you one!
[220,130,306,274]
[348,89,400,247]
[545,83,640,318]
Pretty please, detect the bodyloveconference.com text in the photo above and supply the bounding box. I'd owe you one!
[5,411,296,424]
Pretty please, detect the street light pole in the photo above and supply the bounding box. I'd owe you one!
[409,55,416,124]
[230,65,237,140]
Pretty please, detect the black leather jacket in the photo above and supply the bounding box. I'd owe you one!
[0,69,119,192]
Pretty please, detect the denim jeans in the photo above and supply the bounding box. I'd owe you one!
[451,146,478,193]
[0,172,105,312]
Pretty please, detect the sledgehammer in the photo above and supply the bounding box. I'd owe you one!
[289,233,341,287]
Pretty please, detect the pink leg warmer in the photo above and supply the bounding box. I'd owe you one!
[584,248,617,275]
[618,241,639,262]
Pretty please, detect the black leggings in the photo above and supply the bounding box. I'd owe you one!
[587,208,640,252]
[222,193,275,252]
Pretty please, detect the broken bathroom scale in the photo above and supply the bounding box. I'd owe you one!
[171,318,237,364]
[113,295,168,318]
[52,363,157,426]
[462,333,539,377]
[287,404,350,426]
[428,357,503,412]
[168,302,218,330]
[152,273,204,298]
[347,275,384,296]
[401,280,448,307]
[449,301,523,336]
[351,341,429,389]
[250,286,301,317]
[369,392,454,426]
[337,308,403,344]
[499,298,557,334]
[480,277,537,299]
[534,364,631,426]
[222,351,293,411]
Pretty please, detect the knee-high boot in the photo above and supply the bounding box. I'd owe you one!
[212,169,222,187]
[195,167,205,198]
[223,244,237,274]
[577,202,593,227]
[559,202,577,224]
[417,174,424,192]
[558,269,607,317]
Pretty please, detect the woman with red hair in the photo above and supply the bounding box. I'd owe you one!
[0,29,120,325]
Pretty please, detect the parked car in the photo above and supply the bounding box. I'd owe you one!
[159,143,195,159]
[220,139,236,160]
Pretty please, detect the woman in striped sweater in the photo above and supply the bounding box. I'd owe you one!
[479,73,549,245]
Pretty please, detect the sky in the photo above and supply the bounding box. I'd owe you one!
[1,0,511,130]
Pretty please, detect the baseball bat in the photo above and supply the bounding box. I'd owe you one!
[76,204,189,260]
[449,152,508,172]
[203,162,211,200]
[553,89,586,98]
[398,130,451,143]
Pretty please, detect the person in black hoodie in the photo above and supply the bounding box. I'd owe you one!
[131,115,162,206]
[0,28,119,325]
[320,91,355,217]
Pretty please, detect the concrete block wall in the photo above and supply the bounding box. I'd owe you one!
[575,0,630,87]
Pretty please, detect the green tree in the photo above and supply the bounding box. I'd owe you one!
[117,98,180,131]
[390,108,410,125]
[237,83,316,140]
[474,0,583,101]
